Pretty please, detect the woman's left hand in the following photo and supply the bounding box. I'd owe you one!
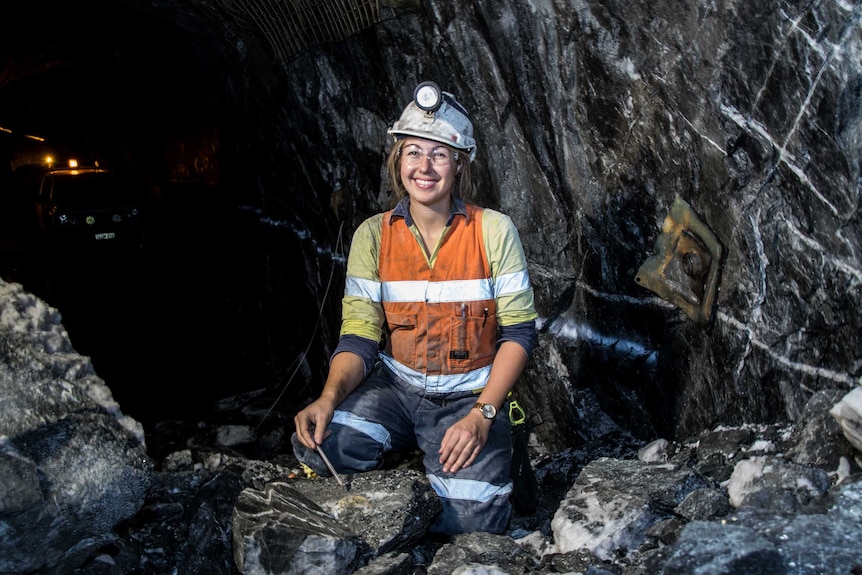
[438,411,491,473]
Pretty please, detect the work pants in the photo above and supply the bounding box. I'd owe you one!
[292,363,513,535]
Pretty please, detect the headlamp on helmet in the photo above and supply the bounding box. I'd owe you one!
[414,81,443,112]
[388,81,477,162]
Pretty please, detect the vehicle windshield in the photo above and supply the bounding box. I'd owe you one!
[50,173,137,209]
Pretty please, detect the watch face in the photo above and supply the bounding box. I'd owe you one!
[482,404,496,418]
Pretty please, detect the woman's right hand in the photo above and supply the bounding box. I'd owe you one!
[293,399,335,449]
[294,351,367,449]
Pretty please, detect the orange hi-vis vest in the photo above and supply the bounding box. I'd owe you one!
[378,204,498,390]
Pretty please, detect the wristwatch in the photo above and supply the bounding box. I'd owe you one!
[473,402,497,420]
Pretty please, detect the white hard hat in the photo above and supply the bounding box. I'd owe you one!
[388,81,477,162]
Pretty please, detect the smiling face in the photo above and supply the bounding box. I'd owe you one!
[398,137,460,209]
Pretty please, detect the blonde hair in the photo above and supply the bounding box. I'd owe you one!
[385,139,474,208]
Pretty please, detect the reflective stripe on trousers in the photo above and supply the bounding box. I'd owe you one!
[291,363,513,535]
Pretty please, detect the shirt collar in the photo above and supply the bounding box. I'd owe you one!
[391,196,468,227]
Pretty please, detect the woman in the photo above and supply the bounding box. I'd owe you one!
[292,82,538,535]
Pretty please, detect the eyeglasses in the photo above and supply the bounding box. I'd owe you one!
[400,144,459,167]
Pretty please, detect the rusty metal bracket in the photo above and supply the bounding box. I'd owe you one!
[635,196,724,325]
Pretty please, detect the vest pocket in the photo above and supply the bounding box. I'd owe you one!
[450,303,470,360]
[384,311,417,366]
[471,308,496,364]
[447,305,497,371]
[449,308,495,365]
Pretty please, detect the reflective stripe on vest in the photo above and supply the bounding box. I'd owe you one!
[345,271,529,302]
[378,204,498,392]
[379,353,493,393]
[382,278,494,302]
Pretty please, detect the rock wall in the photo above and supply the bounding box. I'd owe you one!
[161,0,862,448]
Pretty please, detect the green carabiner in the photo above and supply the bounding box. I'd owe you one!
[508,400,526,425]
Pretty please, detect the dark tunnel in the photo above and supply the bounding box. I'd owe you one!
[0,1,316,429]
